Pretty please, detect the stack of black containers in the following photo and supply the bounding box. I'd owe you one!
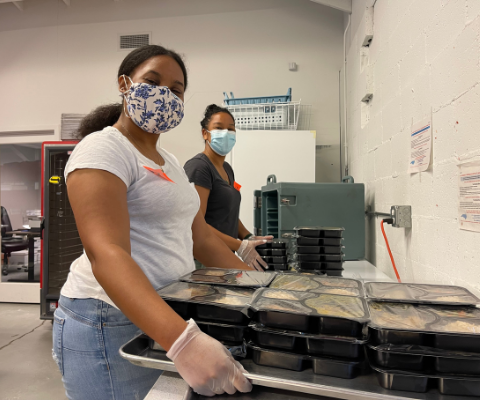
[246,274,369,379]
[366,282,480,397]
[256,239,289,271]
[290,227,345,276]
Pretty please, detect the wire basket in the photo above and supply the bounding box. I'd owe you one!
[223,88,292,105]
[225,101,311,130]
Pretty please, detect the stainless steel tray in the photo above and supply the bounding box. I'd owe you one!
[120,335,466,400]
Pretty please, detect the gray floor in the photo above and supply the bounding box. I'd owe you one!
[0,303,67,400]
[1,262,40,283]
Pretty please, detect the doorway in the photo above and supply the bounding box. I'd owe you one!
[0,143,42,302]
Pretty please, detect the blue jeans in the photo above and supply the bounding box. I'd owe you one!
[52,295,162,400]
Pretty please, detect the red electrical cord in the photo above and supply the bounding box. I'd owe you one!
[380,219,401,283]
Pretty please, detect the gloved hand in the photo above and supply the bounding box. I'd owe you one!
[237,235,274,271]
[167,319,252,397]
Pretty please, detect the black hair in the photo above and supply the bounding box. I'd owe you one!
[200,104,235,132]
[77,45,188,139]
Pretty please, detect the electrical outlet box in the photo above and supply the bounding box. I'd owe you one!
[391,206,412,228]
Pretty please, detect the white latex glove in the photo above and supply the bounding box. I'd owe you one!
[237,236,274,271]
[166,319,252,397]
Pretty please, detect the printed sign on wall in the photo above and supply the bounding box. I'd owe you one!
[409,118,432,173]
[458,160,480,232]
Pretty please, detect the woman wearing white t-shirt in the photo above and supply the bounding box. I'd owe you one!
[52,45,253,399]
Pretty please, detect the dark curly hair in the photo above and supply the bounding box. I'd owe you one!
[77,45,188,139]
[200,104,235,132]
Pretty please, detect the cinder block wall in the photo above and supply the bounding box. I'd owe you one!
[346,0,480,294]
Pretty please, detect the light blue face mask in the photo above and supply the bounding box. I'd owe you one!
[207,129,236,156]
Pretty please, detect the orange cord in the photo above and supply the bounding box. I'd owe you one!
[381,219,401,283]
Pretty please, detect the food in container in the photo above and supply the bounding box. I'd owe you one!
[249,289,369,336]
[157,281,254,324]
[368,301,480,352]
[180,268,276,287]
[365,282,480,306]
[269,274,362,296]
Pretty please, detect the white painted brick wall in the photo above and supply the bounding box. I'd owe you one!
[346,0,480,296]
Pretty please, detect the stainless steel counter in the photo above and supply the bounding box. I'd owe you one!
[141,261,416,400]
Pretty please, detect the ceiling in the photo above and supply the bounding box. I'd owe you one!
[0,0,350,32]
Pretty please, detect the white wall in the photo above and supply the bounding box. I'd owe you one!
[0,0,344,177]
[345,0,480,295]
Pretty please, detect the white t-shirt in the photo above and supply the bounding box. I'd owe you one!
[61,126,199,307]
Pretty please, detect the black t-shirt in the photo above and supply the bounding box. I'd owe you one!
[184,153,241,239]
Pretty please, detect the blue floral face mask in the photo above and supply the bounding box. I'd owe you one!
[121,75,184,134]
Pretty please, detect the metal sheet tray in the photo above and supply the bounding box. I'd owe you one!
[120,335,462,400]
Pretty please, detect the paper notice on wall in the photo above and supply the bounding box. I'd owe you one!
[459,160,480,232]
[409,118,432,173]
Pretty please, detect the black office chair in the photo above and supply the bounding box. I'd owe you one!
[1,206,28,276]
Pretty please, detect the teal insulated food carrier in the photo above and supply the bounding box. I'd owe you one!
[253,175,365,261]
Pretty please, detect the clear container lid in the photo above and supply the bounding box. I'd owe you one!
[180,269,276,287]
[365,282,480,306]
[157,281,255,309]
[250,288,369,322]
[368,301,480,335]
[270,274,362,296]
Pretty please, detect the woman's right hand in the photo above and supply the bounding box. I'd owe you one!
[237,239,270,271]
[166,319,252,396]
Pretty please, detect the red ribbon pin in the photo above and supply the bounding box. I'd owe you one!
[234,181,242,191]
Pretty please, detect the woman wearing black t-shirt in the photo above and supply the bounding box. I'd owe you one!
[184,104,270,271]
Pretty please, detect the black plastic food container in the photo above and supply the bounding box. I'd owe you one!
[262,256,288,264]
[294,227,344,238]
[307,338,363,359]
[319,316,363,337]
[435,356,480,376]
[268,263,288,271]
[165,300,192,320]
[374,370,430,393]
[196,304,250,325]
[295,237,343,246]
[298,261,344,270]
[249,329,301,352]
[434,333,480,353]
[367,346,426,371]
[369,326,427,345]
[249,345,308,371]
[325,270,343,277]
[312,357,365,379]
[296,246,343,255]
[295,254,344,262]
[438,377,480,396]
[197,322,247,342]
[256,310,310,332]
[256,240,288,250]
[249,323,365,358]
[257,248,287,257]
